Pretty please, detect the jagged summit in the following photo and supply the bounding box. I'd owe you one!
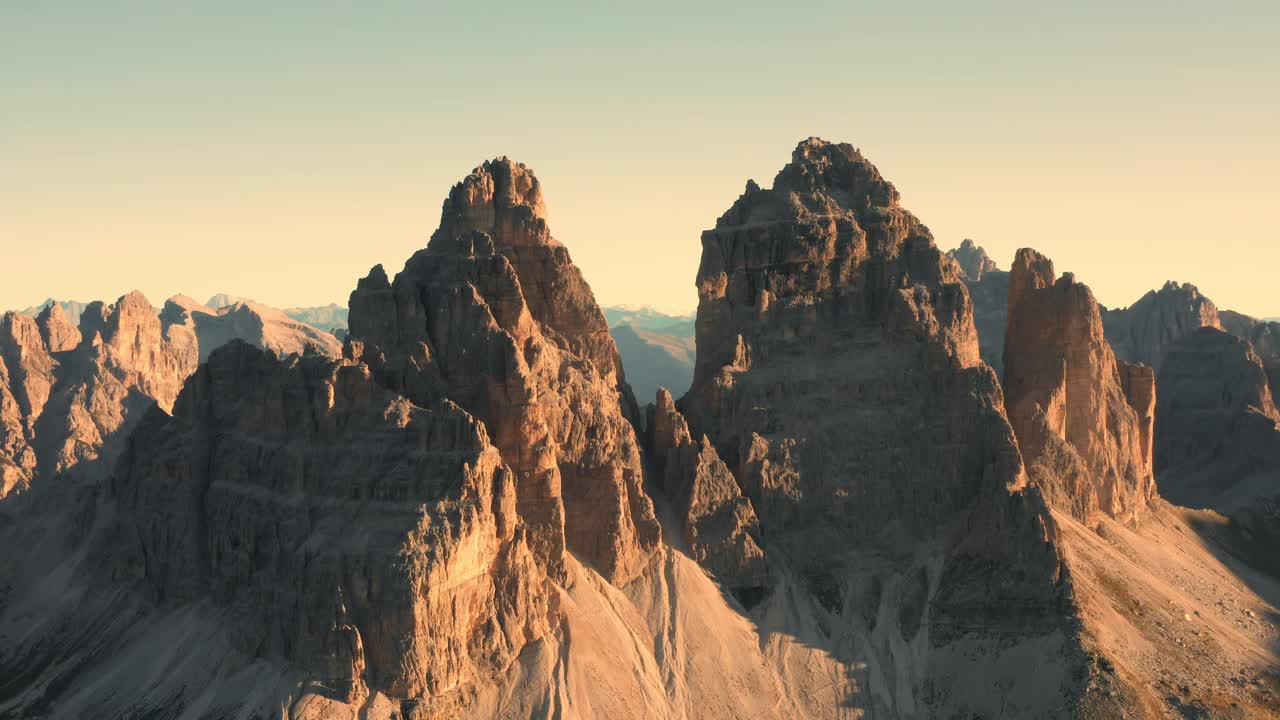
[349,156,659,584]
[947,238,1000,281]
[714,138,906,231]
[431,156,554,251]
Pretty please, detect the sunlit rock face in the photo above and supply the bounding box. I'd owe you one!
[102,341,552,705]
[1003,248,1155,527]
[348,157,660,585]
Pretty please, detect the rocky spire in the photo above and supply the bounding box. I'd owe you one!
[349,158,660,584]
[1003,248,1155,526]
[946,238,999,281]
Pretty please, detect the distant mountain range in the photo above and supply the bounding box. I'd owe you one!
[602,306,695,402]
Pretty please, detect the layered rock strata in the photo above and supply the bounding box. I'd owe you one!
[1003,249,1154,526]
[348,158,659,585]
[101,341,551,706]
[677,138,1097,716]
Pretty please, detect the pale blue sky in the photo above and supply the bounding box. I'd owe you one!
[3,2,1277,315]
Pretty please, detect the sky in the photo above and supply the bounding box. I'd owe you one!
[2,2,1277,317]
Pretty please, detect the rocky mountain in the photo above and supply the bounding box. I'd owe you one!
[3,142,1280,718]
[1003,248,1155,526]
[1101,281,1222,370]
[163,295,342,362]
[946,240,1009,375]
[1221,310,1280,401]
[1155,327,1280,512]
[347,157,661,585]
[0,292,198,499]
[671,138,1111,716]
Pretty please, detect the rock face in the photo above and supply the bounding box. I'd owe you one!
[677,139,1094,716]
[1155,327,1280,505]
[946,237,998,281]
[1220,310,1280,401]
[947,240,1009,376]
[1003,249,1154,526]
[647,388,766,597]
[162,295,343,362]
[0,291,198,496]
[102,341,551,707]
[1102,281,1221,370]
[348,157,659,585]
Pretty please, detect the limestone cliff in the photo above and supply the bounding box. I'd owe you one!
[348,157,659,585]
[102,341,552,707]
[1003,248,1154,526]
[676,138,1098,717]
[647,388,766,597]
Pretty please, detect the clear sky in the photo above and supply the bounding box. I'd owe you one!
[3,2,1277,316]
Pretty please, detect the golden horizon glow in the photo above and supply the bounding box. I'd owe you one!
[3,3,1278,318]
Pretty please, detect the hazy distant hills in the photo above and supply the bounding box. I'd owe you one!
[206,294,349,332]
[602,306,695,402]
[18,298,91,327]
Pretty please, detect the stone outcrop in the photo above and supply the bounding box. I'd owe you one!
[1101,281,1221,370]
[348,157,659,585]
[947,240,1009,376]
[102,341,552,707]
[647,388,766,597]
[1003,249,1154,526]
[677,139,1095,716]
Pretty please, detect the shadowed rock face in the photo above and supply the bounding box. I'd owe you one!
[102,342,551,705]
[349,157,660,585]
[647,388,766,597]
[1155,327,1280,504]
[1220,310,1280,402]
[1102,281,1221,370]
[946,240,1009,376]
[1003,248,1154,526]
[675,138,1094,716]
